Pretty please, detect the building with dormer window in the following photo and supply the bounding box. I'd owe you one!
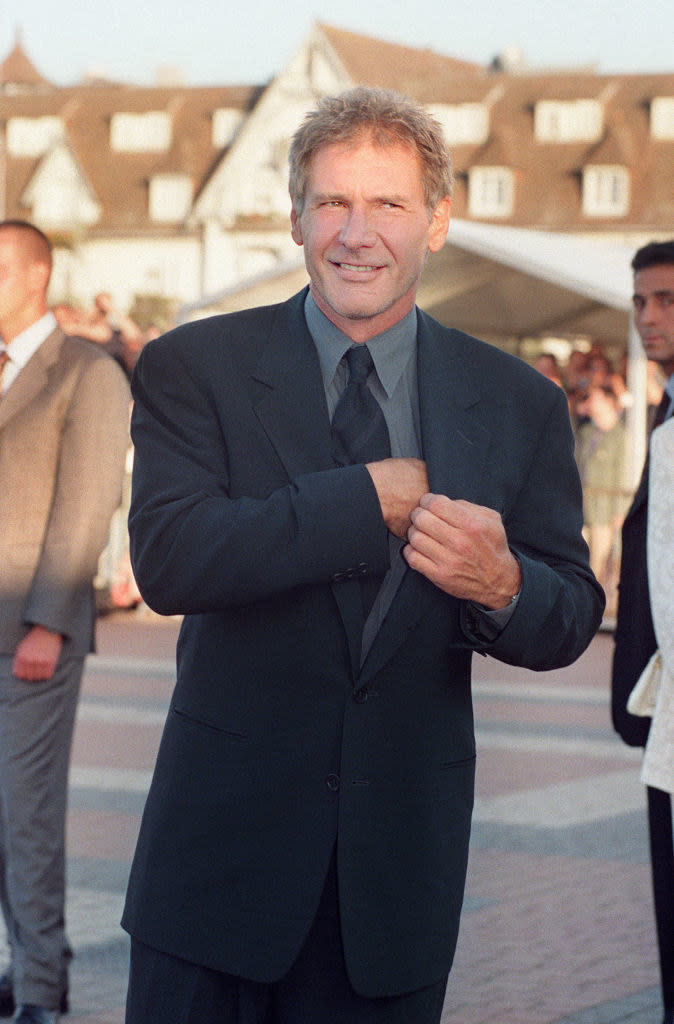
[0,25,671,318]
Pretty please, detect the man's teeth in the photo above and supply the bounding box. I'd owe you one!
[340,263,374,272]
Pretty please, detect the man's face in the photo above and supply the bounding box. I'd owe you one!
[633,263,674,377]
[0,230,46,343]
[291,137,451,342]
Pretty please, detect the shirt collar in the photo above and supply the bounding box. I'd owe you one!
[1,312,57,371]
[304,291,417,399]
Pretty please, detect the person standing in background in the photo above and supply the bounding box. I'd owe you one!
[574,383,629,615]
[612,239,674,1024]
[0,220,130,1024]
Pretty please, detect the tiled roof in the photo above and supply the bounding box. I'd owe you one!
[0,37,51,89]
[316,22,486,100]
[0,82,262,234]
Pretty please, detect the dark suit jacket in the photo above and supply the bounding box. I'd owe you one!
[122,290,604,997]
[611,462,654,747]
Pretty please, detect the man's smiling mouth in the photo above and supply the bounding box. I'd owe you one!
[335,262,382,272]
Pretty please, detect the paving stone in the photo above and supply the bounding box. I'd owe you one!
[19,616,660,1024]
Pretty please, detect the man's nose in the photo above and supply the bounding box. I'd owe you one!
[338,207,376,249]
[638,297,660,323]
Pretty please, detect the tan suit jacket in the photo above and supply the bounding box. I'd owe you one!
[0,326,130,655]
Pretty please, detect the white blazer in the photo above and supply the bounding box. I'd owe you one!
[636,417,674,793]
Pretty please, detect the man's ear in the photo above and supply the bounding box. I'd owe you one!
[428,197,451,254]
[290,207,303,246]
[27,260,51,299]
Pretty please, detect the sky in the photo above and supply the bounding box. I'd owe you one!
[2,0,672,87]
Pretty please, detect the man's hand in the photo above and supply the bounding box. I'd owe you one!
[404,494,521,608]
[12,625,63,681]
[366,458,430,539]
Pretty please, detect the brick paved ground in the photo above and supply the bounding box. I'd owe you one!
[3,612,663,1023]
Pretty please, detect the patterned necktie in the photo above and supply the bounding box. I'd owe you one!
[331,345,391,466]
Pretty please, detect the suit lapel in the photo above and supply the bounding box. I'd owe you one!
[359,313,492,684]
[250,290,334,478]
[0,328,64,430]
[417,311,490,502]
[250,290,364,678]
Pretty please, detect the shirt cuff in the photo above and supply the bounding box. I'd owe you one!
[462,591,520,644]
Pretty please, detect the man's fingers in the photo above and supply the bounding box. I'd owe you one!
[419,493,503,529]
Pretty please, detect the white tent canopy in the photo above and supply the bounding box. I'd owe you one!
[419,220,633,340]
[437,219,634,314]
[180,220,646,479]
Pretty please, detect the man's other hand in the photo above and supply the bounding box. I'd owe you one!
[404,494,521,608]
[366,458,430,539]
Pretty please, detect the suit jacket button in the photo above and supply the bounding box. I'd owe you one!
[353,688,368,703]
[326,773,340,792]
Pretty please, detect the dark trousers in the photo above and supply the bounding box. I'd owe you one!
[125,856,449,1024]
[648,786,674,1013]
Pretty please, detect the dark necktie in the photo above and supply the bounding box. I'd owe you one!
[331,345,391,619]
[633,389,671,506]
[653,388,671,429]
[331,345,391,466]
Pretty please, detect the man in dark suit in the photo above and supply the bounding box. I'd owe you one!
[612,239,674,1024]
[0,221,130,1024]
[123,88,604,1023]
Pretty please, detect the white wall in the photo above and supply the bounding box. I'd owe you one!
[50,236,202,310]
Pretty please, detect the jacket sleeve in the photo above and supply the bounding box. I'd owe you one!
[462,382,605,669]
[23,353,130,638]
[128,334,391,616]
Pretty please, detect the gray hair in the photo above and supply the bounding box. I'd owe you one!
[289,87,453,217]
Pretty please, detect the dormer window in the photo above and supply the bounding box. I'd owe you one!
[110,112,172,153]
[7,116,64,157]
[534,100,603,142]
[426,103,489,146]
[22,144,100,228]
[149,173,193,222]
[212,108,244,149]
[468,166,514,218]
[582,165,630,217]
[650,97,674,140]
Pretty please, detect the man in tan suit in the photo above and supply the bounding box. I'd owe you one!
[0,221,130,1024]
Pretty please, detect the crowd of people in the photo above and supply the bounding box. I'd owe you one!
[534,344,667,616]
[52,295,161,382]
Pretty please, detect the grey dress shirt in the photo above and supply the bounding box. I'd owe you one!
[304,292,516,661]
